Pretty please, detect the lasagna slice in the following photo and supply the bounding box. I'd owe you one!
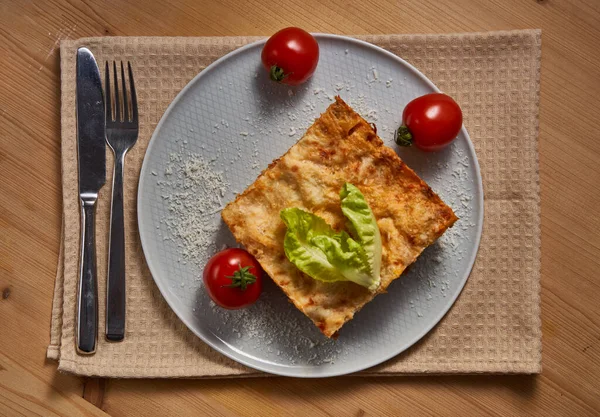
[222,97,457,337]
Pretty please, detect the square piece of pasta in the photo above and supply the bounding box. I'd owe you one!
[222,97,457,337]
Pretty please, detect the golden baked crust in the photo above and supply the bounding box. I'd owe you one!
[222,97,457,337]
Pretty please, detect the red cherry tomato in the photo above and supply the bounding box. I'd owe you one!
[203,248,263,309]
[395,93,463,152]
[261,27,319,86]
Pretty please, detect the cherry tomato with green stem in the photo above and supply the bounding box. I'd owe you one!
[261,27,319,86]
[395,93,463,152]
[203,248,263,309]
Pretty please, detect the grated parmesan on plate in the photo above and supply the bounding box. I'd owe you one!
[158,153,229,262]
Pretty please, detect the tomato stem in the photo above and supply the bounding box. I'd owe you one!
[269,65,287,82]
[395,125,413,147]
[224,265,257,291]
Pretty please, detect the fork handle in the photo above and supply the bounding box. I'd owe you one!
[106,150,127,341]
[77,196,99,354]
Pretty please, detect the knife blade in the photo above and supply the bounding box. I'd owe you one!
[76,47,105,354]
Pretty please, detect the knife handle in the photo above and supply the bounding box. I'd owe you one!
[77,195,99,354]
[106,151,126,341]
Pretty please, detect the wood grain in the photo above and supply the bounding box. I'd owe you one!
[0,353,106,416]
[1,0,599,415]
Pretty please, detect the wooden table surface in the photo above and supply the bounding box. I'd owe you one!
[1,0,599,415]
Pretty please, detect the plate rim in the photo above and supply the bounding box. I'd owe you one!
[137,33,484,378]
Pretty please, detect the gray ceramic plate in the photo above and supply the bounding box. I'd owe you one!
[138,34,483,377]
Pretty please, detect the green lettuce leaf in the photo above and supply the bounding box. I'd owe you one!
[340,183,382,285]
[280,183,382,291]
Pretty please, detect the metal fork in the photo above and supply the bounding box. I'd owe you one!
[105,61,138,341]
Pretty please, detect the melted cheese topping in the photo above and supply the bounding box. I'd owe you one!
[222,97,457,337]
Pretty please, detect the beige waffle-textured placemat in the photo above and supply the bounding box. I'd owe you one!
[48,31,542,377]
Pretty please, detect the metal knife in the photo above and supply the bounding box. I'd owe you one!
[76,47,106,354]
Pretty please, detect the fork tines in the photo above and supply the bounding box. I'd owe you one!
[105,61,138,127]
